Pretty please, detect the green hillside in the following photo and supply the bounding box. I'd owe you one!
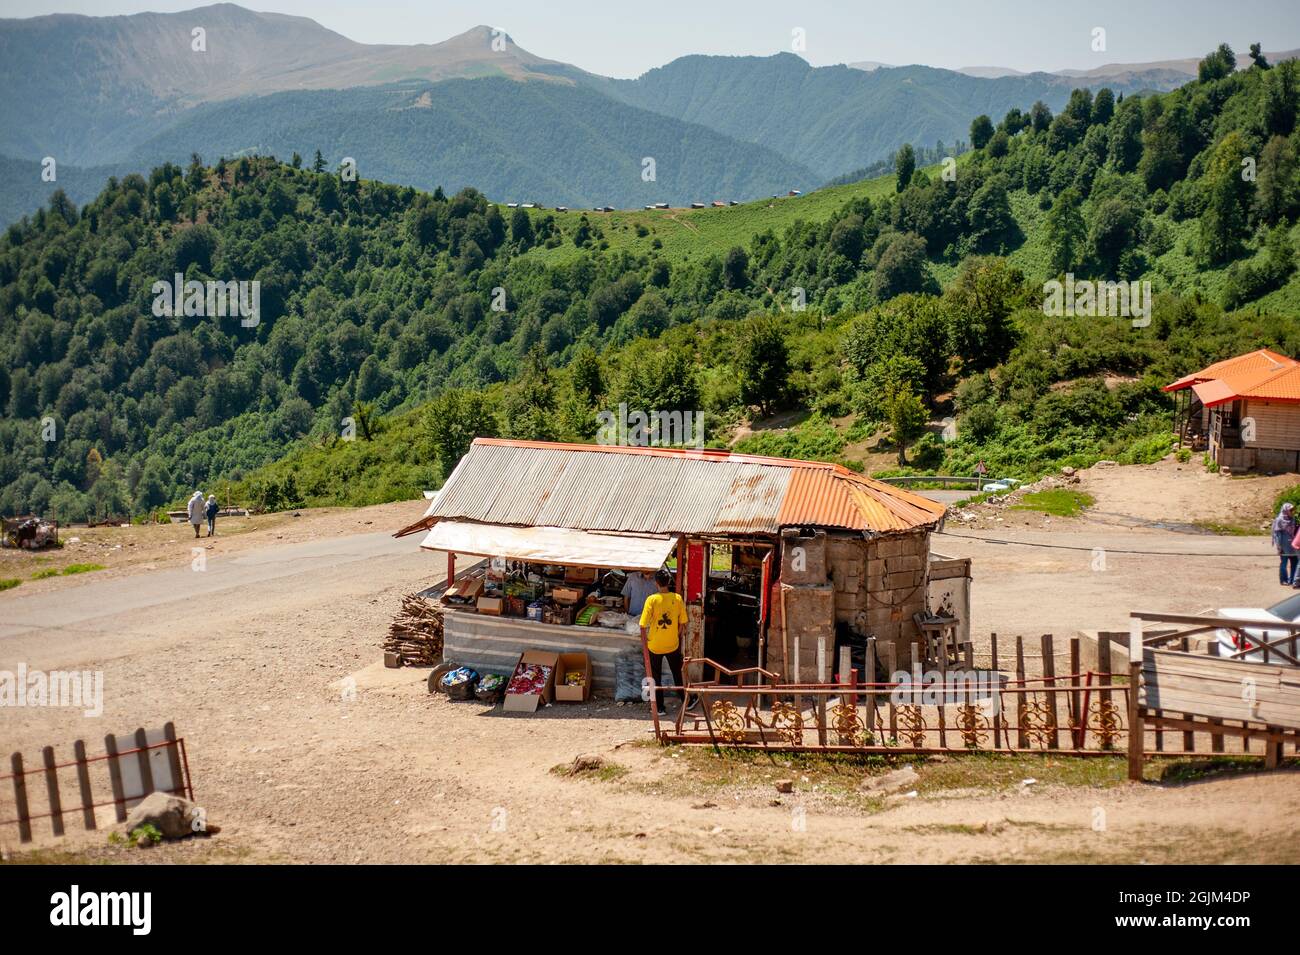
[514,162,923,266]
[3,43,1300,521]
[589,54,1174,180]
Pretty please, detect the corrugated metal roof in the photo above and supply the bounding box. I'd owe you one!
[399,438,945,538]
[1164,349,1296,393]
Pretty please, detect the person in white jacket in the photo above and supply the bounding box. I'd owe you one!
[187,491,205,539]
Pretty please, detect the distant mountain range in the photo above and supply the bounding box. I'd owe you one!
[857,50,1300,82]
[0,2,1293,223]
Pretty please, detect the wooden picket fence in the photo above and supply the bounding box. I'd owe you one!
[1,723,193,844]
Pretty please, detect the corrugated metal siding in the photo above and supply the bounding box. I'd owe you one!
[443,611,638,691]
[426,440,944,535]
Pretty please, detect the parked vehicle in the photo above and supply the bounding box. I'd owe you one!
[1215,593,1300,661]
[980,478,1022,493]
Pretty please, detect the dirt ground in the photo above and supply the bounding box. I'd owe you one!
[951,455,1293,535]
[2,465,1298,865]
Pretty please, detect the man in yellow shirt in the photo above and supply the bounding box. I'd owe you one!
[639,568,687,715]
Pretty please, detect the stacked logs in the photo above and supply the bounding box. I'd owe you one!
[384,593,444,665]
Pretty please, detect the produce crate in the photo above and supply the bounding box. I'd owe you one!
[543,605,575,626]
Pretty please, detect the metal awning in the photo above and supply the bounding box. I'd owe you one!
[1191,379,1237,408]
[419,521,678,571]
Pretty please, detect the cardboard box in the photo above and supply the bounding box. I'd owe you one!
[443,575,484,603]
[476,595,503,616]
[565,566,599,584]
[554,652,591,703]
[503,650,560,713]
[552,586,584,604]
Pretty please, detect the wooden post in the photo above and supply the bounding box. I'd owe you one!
[104,734,127,822]
[1102,639,1112,748]
[73,740,96,831]
[910,637,928,747]
[163,722,184,796]
[865,637,877,736]
[884,641,898,743]
[933,634,946,749]
[1179,637,1194,753]
[837,645,852,708]
[134,728,155,803]
[792,623,802,719]
[1014,635,1026,748]
[1127,619,1144,781]
[41,746,64,837]
[1041,634,1059,749]
[10,752,32,844]
[1069,635,1081,745]
[1202,640,1225,753]
[990,632,1002,749]
[1265,730,1282,769]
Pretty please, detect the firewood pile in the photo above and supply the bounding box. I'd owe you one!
[384,593,444,665]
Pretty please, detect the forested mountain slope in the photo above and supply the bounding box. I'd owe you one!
[2,44,1298,520]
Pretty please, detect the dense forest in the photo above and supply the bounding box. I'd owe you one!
[2,44,1300,520]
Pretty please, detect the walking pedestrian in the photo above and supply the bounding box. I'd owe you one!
[1273,502,1297,585]
[187,491,205,540]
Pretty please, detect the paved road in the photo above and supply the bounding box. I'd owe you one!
[914,489,975,506]
[0,531,420,644]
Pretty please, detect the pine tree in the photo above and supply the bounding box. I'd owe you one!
[894,143,916,192]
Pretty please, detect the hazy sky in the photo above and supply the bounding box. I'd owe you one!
[2,0,1298,78]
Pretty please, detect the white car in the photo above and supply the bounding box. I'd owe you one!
[980,477,1022,493]
[1215,594,1300,661]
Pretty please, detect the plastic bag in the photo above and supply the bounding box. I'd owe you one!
[474,673,506,704]
[441,666,480,701]
[614,648,645,703]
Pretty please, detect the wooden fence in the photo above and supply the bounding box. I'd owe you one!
[657,627,1300,765]
[1126,613,1300,778]
[1,723,193,844]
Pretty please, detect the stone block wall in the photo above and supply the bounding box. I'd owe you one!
[768,528,934,677]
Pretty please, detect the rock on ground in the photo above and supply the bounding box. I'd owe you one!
[123,791,211,840]
[861,765,920,794]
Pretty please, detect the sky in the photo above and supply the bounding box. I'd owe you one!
[2,0,1299,78]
